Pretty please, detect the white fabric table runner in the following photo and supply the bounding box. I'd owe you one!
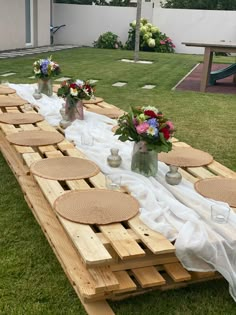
[10,83,236,301]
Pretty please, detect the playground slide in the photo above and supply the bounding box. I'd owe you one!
[209,63,236,85]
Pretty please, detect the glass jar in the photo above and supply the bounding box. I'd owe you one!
[38,78,53,97]
[131,141,157,177]
[65,97,84,121]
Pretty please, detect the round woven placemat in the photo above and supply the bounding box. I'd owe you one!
[0,113,44,125]
[0,95,27,107]
[6,130,64,146]
[159,146,213,167]
[0,86,16,95]
[83,97,103,104]
[30,157,100,180]
[195,177,236,207]
[54,189,140,225]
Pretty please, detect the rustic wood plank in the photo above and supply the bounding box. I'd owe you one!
[0,133,29,176]
[131,266,166,288]
[207,160,236,178]
[163,263,191,282]
[99,223,145,260]
[18,175,100,300]
[187,166,215,179]
[88,266,120,292]
[59,218,113,265]
[113,271,137,293]
[128,216,175,255]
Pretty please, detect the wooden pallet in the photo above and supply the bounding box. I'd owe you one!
[0,98,234,314]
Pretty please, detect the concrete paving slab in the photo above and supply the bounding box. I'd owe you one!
[112,82,127,87]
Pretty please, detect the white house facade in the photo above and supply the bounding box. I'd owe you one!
[0,0,51,51]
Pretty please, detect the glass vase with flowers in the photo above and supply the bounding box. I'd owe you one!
[57,79,95,121]
[33,55,60,97]
[115,106,174,177]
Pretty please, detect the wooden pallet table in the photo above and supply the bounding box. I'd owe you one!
[0,95,235,315]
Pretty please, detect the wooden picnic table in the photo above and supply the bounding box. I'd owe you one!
[0,89,235,315]
[182,41,236,92]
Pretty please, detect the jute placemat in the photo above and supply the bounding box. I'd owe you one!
[0,95,27,107]
[83,97,103,104]
[6,130,64,146]
[0,86,16,95]
[195,177,236,207]
[0,113,44,125]
[30,157,100,180]
[54,189,140,225]
[159,146,213,167]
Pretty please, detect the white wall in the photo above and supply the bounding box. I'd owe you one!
[53,3,153,46]
[37,0,51,46]
[153,8,236,54]
[53,3,236,54]
[0,0,25,50]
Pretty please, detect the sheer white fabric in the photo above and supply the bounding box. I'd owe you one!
[10,83,236,301]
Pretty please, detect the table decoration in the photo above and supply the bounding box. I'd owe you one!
[33,55,60,97]
[165,165,182,185]
[0,112,44,125]
[107,148,122,167]
[195,177,236,207]
[54,189,139,225]
[0,95,27,107]
[57,79,95,122]
[115,105,174,176]
[0,85,15,95]
[30,156,100,180]
[6,130,64,146]
[159,146,213,167]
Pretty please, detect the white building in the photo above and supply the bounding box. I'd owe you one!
[0,0,52,51]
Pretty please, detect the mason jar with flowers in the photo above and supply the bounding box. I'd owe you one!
[57,79,95,121]
[115,106,174,177]
[33,56,60,96]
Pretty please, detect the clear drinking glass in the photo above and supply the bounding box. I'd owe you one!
[211,204,230,224]
[105,174,122,190]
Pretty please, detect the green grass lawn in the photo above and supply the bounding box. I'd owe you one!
[0,48,236,314]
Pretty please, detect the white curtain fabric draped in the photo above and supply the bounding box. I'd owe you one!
[10,83,236,302]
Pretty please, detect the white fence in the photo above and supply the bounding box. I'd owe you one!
[53,3,236,54]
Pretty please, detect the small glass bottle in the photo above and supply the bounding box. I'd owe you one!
[107,148,122,167]
[165,165,182,185]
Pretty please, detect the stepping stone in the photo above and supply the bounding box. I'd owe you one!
[1,72,16,77]
[112,82,127,87]
[142,85,156,89]
[121,59,153,64]
[28,76,36,79]
[89,79,98,84]
[55,77,71,82]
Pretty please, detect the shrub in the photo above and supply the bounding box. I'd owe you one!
[93,32,123,49]
[125,18,175,53]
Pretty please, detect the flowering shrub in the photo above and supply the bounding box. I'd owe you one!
[33,56,60,79]
[93,32,123,49]
[115,105,174,153]
[57,79,95,102]
[125,18,175,53]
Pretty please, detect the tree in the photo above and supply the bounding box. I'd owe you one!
[161,0,236,10]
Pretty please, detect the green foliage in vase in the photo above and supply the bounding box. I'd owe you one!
[93,32,123,49]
